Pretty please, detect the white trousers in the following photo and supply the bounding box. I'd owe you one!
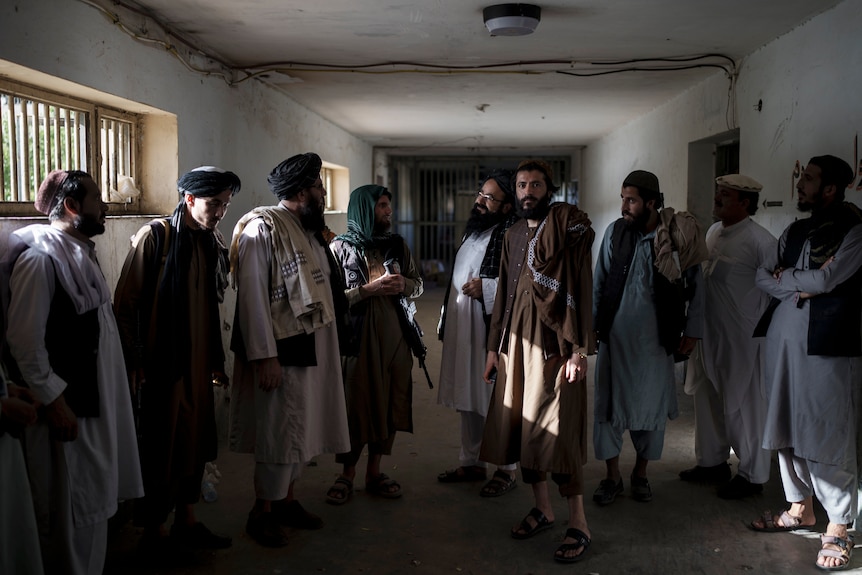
[779,448,857,525]
[254,462,304,501]
[692,376,771,483]
[459,410,516,471]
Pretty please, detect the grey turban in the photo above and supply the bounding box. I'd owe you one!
[268,153,322,200]
[177,166,241,198]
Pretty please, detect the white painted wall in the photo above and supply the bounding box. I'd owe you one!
[582,0,862,254]
[0,0,372,388]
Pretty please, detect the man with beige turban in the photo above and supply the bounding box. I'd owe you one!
[679,174,776,499]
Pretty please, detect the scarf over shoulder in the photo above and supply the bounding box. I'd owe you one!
[654,208,708,281]
[528,203,596,353]
[229,205,334,339]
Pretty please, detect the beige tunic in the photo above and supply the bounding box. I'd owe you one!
[230,219,350,463]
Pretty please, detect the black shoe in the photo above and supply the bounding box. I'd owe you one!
[630,474,652,503]
[592,477,624,506]
[678,462,731,484]
[246,511,288,547]
[272,499,324,530]
[717,475,763,499]
[170,522,232,549]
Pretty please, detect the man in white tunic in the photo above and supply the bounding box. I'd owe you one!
[436,170,519,496]
[4,170,143,575]
[749,155,862,571]
[680,174,776,499]
[229,153,350,548]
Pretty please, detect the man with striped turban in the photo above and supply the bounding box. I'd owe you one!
[114,166,240,553]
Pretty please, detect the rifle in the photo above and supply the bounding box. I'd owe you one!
[383,257,434,389]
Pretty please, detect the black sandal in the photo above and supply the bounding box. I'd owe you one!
[510,507,554,539]
[554,527,591,563]
[480,470,517,497]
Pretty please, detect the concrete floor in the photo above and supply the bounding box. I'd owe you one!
[104,286,860,574]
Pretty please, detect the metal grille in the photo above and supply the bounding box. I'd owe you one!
[0,80,138,210]
[389,156,569,285]
[1,92,88,202]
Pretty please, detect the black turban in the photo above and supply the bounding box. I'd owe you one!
[482,169,516,205]
[177,166,241,197]
[268,153,322,200]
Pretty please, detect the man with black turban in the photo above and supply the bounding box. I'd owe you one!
[229,153,350,547]
[326,185,423,504]
[436,169,520,496]
[114,166,240,553]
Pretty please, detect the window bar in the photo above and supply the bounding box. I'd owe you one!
[21,99,30,202]
[111,119,119,195]
[53,106,61,171]
[74,111,83,170]
[7,96,18,201]
[33,101,42,193]
[0,97,5,201]
[64,108,72,171]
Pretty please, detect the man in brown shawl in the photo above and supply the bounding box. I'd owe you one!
[480,159,595,564]
[114,167,240,552]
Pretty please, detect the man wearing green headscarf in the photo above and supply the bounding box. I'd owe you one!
[327,185,423,504]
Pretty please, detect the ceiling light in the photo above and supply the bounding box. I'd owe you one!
[483,4,541,37]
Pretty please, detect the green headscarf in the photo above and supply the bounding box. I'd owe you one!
[336,184,392,251]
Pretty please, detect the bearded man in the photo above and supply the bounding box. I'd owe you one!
[749,155,862,571]
[326,185,423,504]
[436,170,519,497]
[479,159,595,564]
[4,170,143,574]
[229,153,350,547]
[592,170,706,507]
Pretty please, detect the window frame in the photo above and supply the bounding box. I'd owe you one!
[0,77,141,216]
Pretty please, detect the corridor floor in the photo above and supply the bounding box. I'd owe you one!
[103,286,859,575]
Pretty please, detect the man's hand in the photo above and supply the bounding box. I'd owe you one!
[676,335,698,357]
[461,278,483,300]
[800,256,834,299]
[565,352,588,384]
[483,351,499,384]
[45,395,78,442]
[362,273,406,297]
[254,357,282,392]
[1,396,38,427]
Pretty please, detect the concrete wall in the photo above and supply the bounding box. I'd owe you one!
[0,0,372,281]
[582,0,862,253]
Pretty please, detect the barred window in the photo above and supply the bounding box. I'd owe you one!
[0,79,139,214]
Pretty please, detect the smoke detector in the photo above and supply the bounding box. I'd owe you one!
[483,4,541,36]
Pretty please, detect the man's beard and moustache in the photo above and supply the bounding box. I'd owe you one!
[299,198,326,232]
[464,204,508,237]
[623,206,652,230]
[516,194,551,221]
[74,213,105,237]
[797,189,823,213]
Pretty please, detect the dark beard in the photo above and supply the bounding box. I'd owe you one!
[516,194,551,221]
[299,202,325,232]
[74,213,105,237]
[624,206,652,230]
[797,201,814,212]
[464,205,506,238]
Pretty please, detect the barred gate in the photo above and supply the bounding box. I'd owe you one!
[388,156,569,286]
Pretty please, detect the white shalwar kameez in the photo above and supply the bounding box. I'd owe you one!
[757,223,862,524]
[684,217,776,482]
[437,228,510,468]
[6,225,143,575]
[230,220,349,499]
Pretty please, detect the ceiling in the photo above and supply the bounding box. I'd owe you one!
[124,0,840,152]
